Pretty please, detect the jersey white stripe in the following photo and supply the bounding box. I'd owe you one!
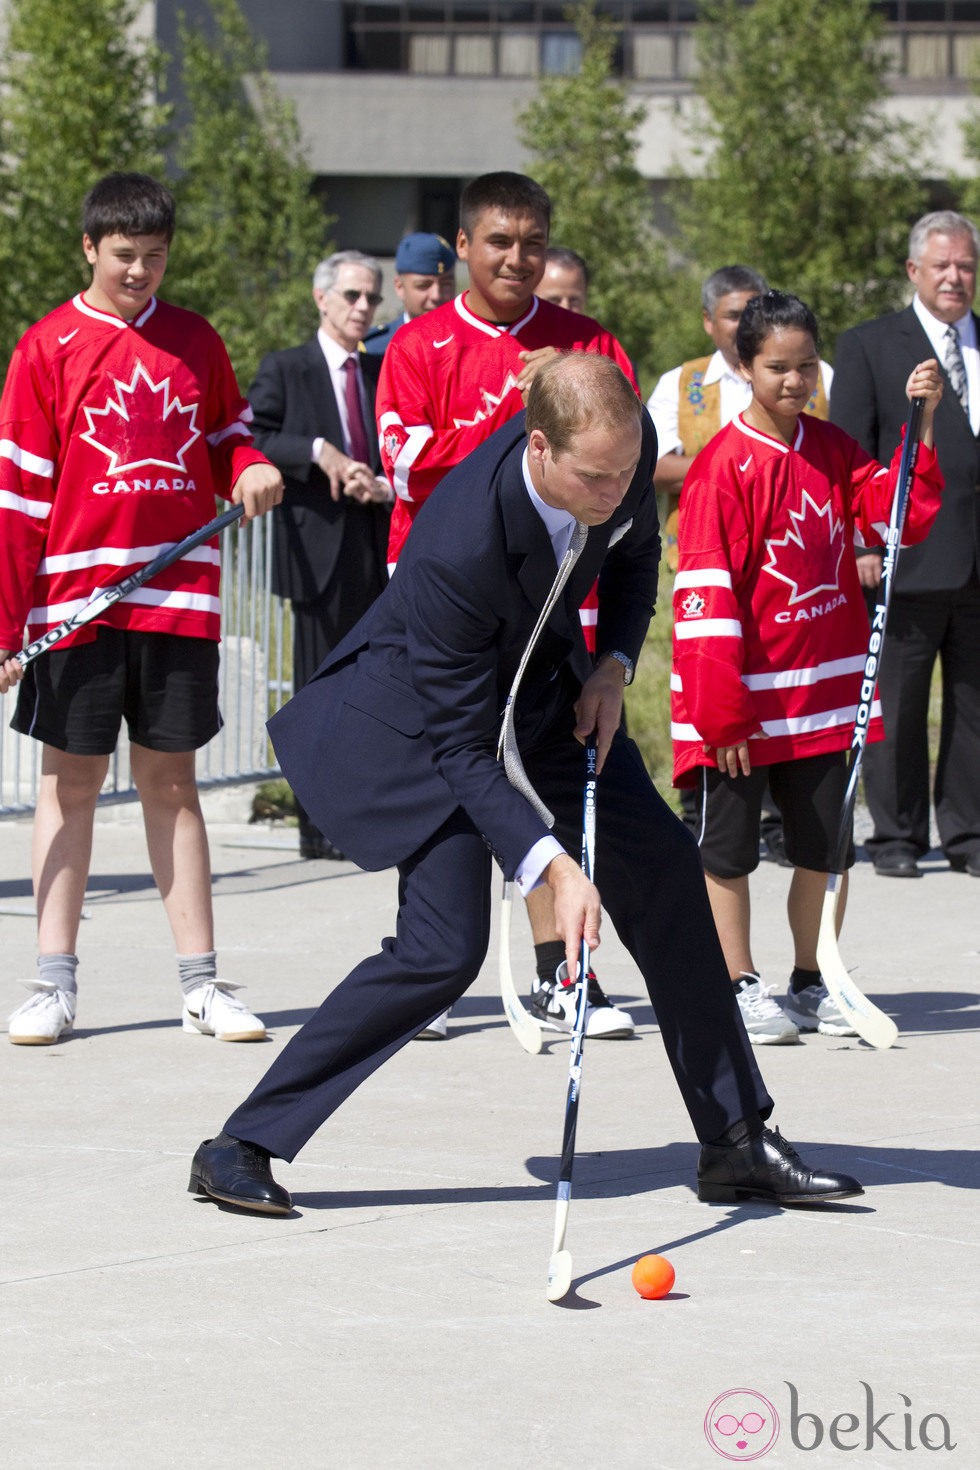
[742,654,866,690]
[207,415,253,446]
[32,586,220,622]
[392,424,435,501]
[672,703,878,744]
[672,656,866,693]
[0,487,52,517]
[674,617,743,640]
[578,607,598,627]
[673,568,733,590]
[1,440,55,479]
[38,544,221,575]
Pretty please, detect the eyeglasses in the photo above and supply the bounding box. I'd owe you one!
[332,288,384,308]
[714,1414,767,1436]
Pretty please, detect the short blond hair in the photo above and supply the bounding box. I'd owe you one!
[525,353,640,456]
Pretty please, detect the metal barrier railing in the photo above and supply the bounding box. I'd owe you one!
[0,513,289,815]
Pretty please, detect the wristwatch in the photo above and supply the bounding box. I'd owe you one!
[603,649,635,685]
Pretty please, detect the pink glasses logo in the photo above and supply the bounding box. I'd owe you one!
[704,1389,780,1461]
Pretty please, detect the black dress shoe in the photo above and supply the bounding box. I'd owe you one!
[872,848,921,878]
[189,1135,292,1215]
[697,1126,864,1205]
[948,853,980,877]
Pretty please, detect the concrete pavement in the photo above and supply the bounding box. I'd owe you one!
[1,791,977,1469]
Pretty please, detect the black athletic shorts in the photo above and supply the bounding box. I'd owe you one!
[11,628,222,755]
[694,751,853,879]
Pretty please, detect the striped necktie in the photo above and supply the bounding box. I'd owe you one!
[497,520,588,826]
[943,324,969,414]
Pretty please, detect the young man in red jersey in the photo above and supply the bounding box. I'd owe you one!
[377,172,637,1042]
[0,172,282,1046]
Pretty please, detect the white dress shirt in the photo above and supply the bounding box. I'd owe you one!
[912,294,980,436]
[311,330,372,462]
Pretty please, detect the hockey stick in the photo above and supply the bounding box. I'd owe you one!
[546,735,598,1303]
[14,503,245,668]
[815,397,924,1050]
[498,878,544,1054]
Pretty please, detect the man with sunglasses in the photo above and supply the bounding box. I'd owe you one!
[248,252,393,859]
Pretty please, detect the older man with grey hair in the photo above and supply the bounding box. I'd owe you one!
[831,210,980,880]
[248,250,393,859]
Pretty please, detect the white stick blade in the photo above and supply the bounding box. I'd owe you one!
[546,1249,573,1302]
[498,885,543,1054]
[816,890,899,1050]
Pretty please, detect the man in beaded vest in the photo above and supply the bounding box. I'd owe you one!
[647,266,832,571]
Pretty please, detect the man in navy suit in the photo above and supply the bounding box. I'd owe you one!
[248,251,393,859]
[190,354,862,1217]
[831,212,980,879]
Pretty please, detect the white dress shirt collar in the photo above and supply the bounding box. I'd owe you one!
[521,448,576,562]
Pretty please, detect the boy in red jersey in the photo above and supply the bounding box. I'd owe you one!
[672,292,943,1045]
[377,172,637,1041]
[0,172,282,1046]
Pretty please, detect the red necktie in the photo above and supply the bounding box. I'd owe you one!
[342,355,371,464]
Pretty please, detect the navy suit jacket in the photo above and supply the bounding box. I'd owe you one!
[267,409,660,876]
[247,340,388,603]
[831,305,980,593]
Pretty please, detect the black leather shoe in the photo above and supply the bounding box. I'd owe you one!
[189,1135,292,1215]
[872,848,921,878]
[948,853,980,877]
[697,1127,864,1205]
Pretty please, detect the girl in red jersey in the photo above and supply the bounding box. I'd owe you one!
[671,291,943,1045]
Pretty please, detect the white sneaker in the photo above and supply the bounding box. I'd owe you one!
[8,981,76,1045]
[734,974,801,1045]
[783,981,857,1036]
[182,981,267,1041]
[531,965,635,1039]
[415,1009,449,1040]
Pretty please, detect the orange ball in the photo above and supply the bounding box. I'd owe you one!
[631,1253,675,1299]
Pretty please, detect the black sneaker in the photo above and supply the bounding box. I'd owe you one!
[529,963,634,1038]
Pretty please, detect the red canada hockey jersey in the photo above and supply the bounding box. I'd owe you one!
[0,293,268,652]
[376,291,637,565]
[671,413,943,785]
[375,291,637,652]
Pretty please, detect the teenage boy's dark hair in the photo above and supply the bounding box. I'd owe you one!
[459,171,551,240]
[82,172,177,247]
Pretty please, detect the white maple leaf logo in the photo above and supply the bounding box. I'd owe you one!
[762,489,846,604]
[80,361,201,475]
[453,370,522,428]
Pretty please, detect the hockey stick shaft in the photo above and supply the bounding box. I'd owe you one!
[816,398,923,1050]
[546,736,597,1302]
[831,396,924,869]
[15,502,245,668]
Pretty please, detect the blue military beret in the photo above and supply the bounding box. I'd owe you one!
[394,232,457,276]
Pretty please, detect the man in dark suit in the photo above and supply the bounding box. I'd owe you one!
[189,354,862,1218]
[249,251,392,859]
[831,211,980,879]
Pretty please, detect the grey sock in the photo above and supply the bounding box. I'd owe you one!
[37,954,78,994]
[178,951,217,998]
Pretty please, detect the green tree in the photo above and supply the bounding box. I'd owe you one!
[675,0,928,350]
[0,0,166,358]
[957,57,980,220]
[517,2,689,388]
[165,0,332,387]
